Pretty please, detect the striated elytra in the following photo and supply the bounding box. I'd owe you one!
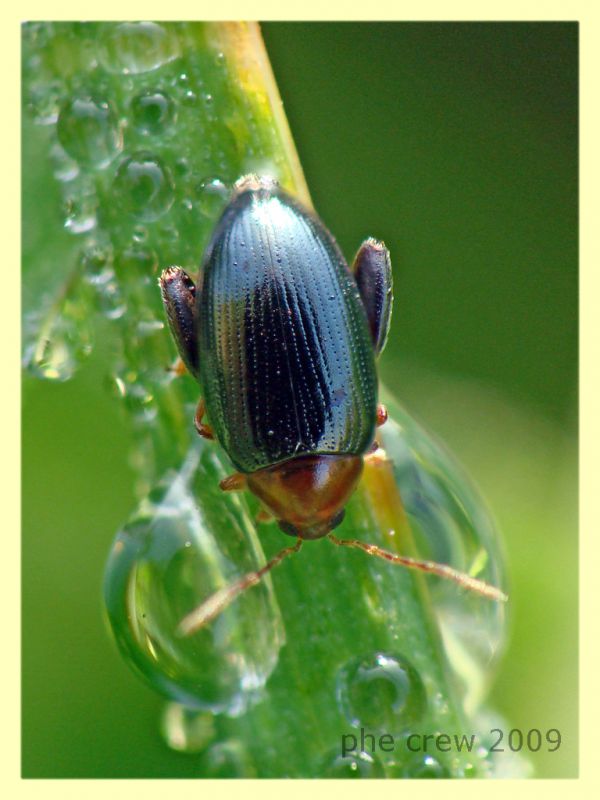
[160,175,392,542]
[160,175,505,633]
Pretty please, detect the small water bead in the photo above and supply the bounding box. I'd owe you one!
[103,447,284,715]
[46,137,79,182]
[23,287,93,382]
[113,245,158,281]
[160,703,215,754]
[174,157,189,177]
[57,96,122,169]
[182,90,197,106]
[202,741,255,778]
[113,153,175,221]
[396,753,450,779]
[63,192,98,234]
[96,279,126,320]
[24,321,77,382]
[99,22,181,75]
[121,378,157,425]
[80,243,114,285]
[337,652,427,735]
[195,177,229,218]
[26,80,63,125]
[322,750,385,778]
[131,91,175,135]
[132,226,148,243]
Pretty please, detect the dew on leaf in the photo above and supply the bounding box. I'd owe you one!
[57,96,122,168]
[99,22,181,75]
[131,90,175,135]
[113,153,175,222]
[337,652,427,735]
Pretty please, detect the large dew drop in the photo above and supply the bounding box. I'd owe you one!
[131,90,176,135]
[99,22,181,75]
[113,153,175,221]
[337,652,427,735]
[378,397,508,715]
[103,445,285,716]
[57,96,122,169]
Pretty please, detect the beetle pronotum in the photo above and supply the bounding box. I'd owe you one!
[160,175,506,634]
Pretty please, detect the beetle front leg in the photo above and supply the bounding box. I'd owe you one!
[376,403,388,427]
[159,267,200,380]
[352,238,393,356]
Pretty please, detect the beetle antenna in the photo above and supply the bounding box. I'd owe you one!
[177,538,303,636]
[328,534,507,602]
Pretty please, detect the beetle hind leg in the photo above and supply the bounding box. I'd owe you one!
[159,267,200,380]
[194,398,215,440]
[352,238,393,356]
[219,472,248,492]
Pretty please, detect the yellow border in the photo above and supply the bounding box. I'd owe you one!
[9,2,597,796]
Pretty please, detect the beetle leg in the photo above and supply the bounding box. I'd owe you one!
[364,445,391,465]
[194,398,215,440]
[219,472,248,492]
[328,535,507,602]
[256,506,275,523]
[352,238,393,356]
[165,356,188,377]
[177,538,303,634]
[376,403,388,427]
[159,267,200,380]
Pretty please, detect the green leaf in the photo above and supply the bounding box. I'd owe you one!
[22,21,525,778]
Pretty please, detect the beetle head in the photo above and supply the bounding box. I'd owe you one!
[247,455,363,540]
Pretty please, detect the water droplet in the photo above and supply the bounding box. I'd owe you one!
[174,157,189,176]
[160,703,214,754]
[24,323,77,381]
[322,750,385,778]
[396,753,450,779]
[50,143,79,183]
[195,177,229,218]
[202,741,255,778]
[103,448,284,715]
[23,283,94,382]
[182,90,197,106]
[458,761,477,778]
[113,153,175,221]
[131,90,175,135]
[26,80,63,125]
[379,407,507,714]
[337,652,427,734]
[99,22,181,75]
[57,96,122,168]
[80,243,113,284]
[132,226,148,243]
[63,192,98,234]
[96,279,126,320]
[113,245,158,280]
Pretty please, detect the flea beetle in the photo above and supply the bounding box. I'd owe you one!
[160,175,505,633]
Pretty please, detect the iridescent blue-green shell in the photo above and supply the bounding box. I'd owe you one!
[198,183,378,473]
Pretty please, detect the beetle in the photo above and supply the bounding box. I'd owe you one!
[160,175,506,633]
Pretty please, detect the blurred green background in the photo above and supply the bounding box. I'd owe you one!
[22,23,577,777]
